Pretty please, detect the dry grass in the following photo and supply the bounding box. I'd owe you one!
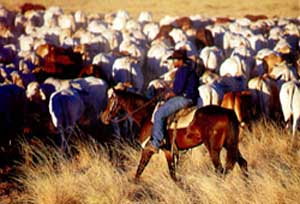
[1,1,299,203]
[14,120,300,204]
[0,0,299,20]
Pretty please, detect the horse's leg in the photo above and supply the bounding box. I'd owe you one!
[208,147,223,174]
[237,149,248,177]
[224,147,237,175]
[205,139,223,174]
[163,149,177,181]
[135,148,155,181]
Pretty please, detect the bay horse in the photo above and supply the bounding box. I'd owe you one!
[100,88,248,181]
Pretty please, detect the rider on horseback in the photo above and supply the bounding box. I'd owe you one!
[145,48,199,153]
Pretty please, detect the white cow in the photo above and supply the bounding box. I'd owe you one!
[268,62,299,88]
[146,41,173,80]
[87,19,107,34]
[175,40,198,60]
[279,80,300,137]
[112,10,130,31]
[267,27,283,49]
[138,11,153,24]
[248,33,267,53]
[199,46,224,72]
[197,83,224,108]
[169,28,187,44]
[74,10,87,29]
[92,52,116,82]
[18,34,35,51]
[222,32,251,57]
[112,56,144,92]
[101,29,122,51]
[119,39,146,64]
[43,6,63,28]
[49,87,85,149]
[58,13,76,31]
[219,55,252,82]
[71,76,108,122]
[142,22,159,42]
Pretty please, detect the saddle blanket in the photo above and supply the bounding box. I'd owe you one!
[151,102,198,129]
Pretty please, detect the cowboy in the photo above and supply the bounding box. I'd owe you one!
[144,49,199,153]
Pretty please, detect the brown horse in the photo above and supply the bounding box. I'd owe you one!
[101,89,248,181]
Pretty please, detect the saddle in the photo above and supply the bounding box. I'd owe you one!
[167,107,198,129]
[151,102,198,129]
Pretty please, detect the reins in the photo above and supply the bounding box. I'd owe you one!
[111,91,165,123]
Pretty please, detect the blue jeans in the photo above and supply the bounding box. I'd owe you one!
[151,96,193,148]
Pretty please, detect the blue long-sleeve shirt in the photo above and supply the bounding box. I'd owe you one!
[173,65,199,104]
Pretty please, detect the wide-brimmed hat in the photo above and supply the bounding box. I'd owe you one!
[167,49,189,61]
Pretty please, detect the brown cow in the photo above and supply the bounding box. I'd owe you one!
[195,28,214,50]
[33,44,84,81]
[173,16,193,31]
[20,3,46,14]
[153,24,175,46]
[36,43,53,58]
[78,64,111,84]
[221,90,253,127]
[244,14,268,22]
[214,17,234,24]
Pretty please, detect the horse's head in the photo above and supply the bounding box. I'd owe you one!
[100,83,133,124]
[100,88,121,125]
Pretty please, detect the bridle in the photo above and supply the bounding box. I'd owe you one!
[108,91,164,124]
[104,93,121,123]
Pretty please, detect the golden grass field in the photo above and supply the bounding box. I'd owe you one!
[0,0,299,20]
[0,1,299,203]
[14,120,300,204]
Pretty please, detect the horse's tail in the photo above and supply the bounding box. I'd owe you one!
[227,109,248,175]
[228,109,240,142]
[225,109,240,166]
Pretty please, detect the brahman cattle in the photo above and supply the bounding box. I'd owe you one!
[221,90,253,127]
[33,44,84,81]
[48,87,85,149]
[197,83,224,108]
[0,84,27,148]
[112,56,144,92]
[279,80,300,137]
[248,75,281,119]
[0,3,300,153]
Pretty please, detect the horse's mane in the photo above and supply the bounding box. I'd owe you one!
[114,89,150,102]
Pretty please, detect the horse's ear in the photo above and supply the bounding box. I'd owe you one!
[107,88,115,98]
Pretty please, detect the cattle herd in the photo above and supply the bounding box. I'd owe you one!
[0,3,299,157]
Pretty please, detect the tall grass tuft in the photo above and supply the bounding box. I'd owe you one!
[15,120,300,204]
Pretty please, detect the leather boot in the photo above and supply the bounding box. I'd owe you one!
[144,141,159,154]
